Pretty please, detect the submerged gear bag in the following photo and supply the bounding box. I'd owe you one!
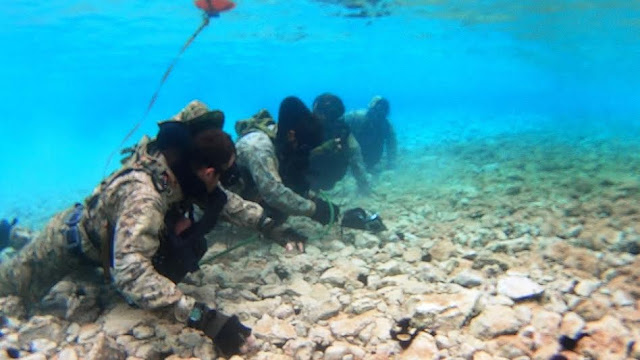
[235,109,276,139]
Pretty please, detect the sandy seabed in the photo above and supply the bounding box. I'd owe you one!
[1,128,639,360]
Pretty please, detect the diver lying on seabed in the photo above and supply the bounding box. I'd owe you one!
[0,108,286,356]
[231,96,386,252]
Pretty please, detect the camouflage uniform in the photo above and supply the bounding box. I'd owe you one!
[0,101,267,323]
[234,115,316,219]
[344,100,397,170]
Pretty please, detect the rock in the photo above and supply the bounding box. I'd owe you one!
[329,311,377,338]
[486,335,530,358]
[283,339,315,360]
[472,253,510,272]
[309,326,333,348]
[485,236,532,253]
[543,242,602,277]
[40,279,101,323]
[530,308,562,336]
[429,239,457,262]
[323,341,366,360]
[17,354,46,360]
[101,304,149,337]
[573,294,611,321]
[29,338,57,356]
[578,315,632,359]
[18,315,65,345]
[469,305,525,339]
[77,323,102,343]
[612,290,634,307]
[350,297,379,315]
[258,284,297,298]
[57,347,79,360]
[559,312,585,338]
[573,280,601,297]
[86,333,125,360]
[320,268,349,287]
[403,247,423,263]
[254,314,297,345]
[497,275,544,301]
[378,260,403,277]
[132,325,155,340]
[354,233,380,249]
[397,331,438,360]
[559,225,584,239]
[406,290,481,331]
[288,276,313,296]
[452,270,484,288]
[273,304,295,319]
[0,296,26,318]
[222,297,282,319]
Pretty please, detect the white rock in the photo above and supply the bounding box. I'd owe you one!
[574,280,601,297]
[469,305,525,339]
[453,270,484,288]
[497,275,544,301]
[377,260,402,276]
[57,347,79,360]
[612,290,634,307]
[320,268,348,287]
[254,314,297,345]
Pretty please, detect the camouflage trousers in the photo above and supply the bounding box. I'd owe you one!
[0,207,97,308]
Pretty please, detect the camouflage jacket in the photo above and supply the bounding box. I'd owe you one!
[235,126,316,217]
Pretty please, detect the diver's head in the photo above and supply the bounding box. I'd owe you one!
[156,110,226,166]
[367,96,390,120]
[276,96,324,153]
[191,129,237,192]
[312,93,345,123]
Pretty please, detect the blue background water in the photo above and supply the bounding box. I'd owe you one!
[1,0,638,227]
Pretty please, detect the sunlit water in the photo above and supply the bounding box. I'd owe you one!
[0,0,638,227]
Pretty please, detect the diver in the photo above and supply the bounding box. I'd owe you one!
[0,107,298,357]
[231,96,386,251]
[310,93,372,194]
[344,96,397,172]
[0,218,18,252]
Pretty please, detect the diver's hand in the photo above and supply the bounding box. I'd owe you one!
[311,138,342,156]
[311,198,341,225]
[188,303,252,357]
[282,228,306,253]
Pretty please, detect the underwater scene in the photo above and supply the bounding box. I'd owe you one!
[1,0,639,359]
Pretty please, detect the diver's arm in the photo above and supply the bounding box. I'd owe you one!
[238,132,316,217]
[346,134,371,192]
[109,173,195,322]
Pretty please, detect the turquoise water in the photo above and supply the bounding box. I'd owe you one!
[0,0,639,227]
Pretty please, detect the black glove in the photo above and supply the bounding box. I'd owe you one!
[341,208,387,233]
[311,198,340,225]
[188,303,252,357]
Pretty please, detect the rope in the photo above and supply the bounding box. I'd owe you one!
[103,15,211,176]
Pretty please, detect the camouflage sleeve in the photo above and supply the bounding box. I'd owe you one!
[346,133,371,191]
[171,100,210,121]
[109,173,194,320]
[238,133,316,217]
[385,119,398,163]
[219,187,268,229]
